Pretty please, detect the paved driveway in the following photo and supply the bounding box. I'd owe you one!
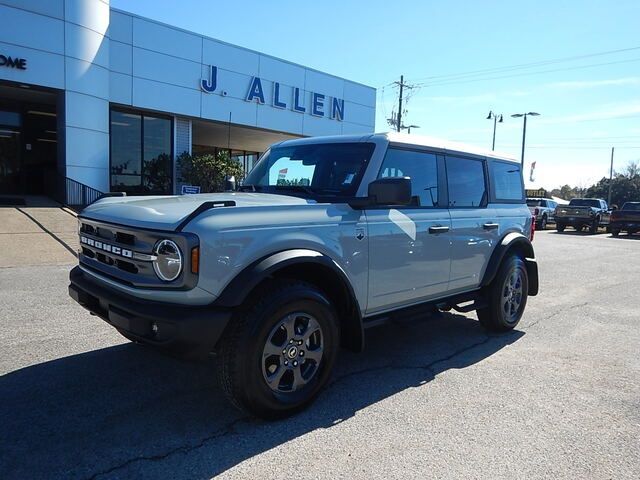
[1,230,638,479]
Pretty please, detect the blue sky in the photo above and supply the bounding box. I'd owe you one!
[112,0,640,190]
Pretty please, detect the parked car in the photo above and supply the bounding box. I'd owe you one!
[526,197,557,230]
[610,201,640,236]
[555,198,611,233]
[68,133,538,418]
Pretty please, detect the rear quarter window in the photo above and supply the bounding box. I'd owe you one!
[490,160,524,202]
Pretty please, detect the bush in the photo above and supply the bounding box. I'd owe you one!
[177,150,243,193]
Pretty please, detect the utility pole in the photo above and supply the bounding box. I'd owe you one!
[397,75,404,133]
[608,147,615,206]
[387,76,417,132]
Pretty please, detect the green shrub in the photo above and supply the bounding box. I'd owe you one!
[177,150,243,193]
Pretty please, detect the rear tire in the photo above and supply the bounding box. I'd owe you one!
[575,225,584,232]
[611,229,619,237]
[539,216,547,230]
[216,279,340,419]
[477,256,529,332]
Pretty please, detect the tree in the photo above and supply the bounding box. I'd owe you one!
[584,160,640,207]
[177,150,243,193]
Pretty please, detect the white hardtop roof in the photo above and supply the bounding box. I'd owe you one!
[277,132,517,162]
[382,132,517,162]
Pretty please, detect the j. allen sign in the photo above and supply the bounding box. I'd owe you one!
[201,65,345,121]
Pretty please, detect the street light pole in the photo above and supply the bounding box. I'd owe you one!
[486,111,503,150]
[520,114,527,168]
[511,112,540,169]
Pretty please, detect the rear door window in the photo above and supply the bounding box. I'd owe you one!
[445,156,487,208]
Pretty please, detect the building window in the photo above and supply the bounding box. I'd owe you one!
[110,109,173,194]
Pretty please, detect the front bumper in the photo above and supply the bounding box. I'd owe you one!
[69,266,231,356]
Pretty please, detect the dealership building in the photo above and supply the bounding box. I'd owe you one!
[0,0,376,200]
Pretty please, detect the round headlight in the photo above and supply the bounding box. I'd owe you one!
[153,239,183,282]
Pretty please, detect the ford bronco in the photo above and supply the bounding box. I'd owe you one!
[69,133,538,418]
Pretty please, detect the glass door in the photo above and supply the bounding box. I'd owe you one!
[0,111,21,194]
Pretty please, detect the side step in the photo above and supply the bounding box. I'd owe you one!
[362,290,486,329]
[436,293,487,313]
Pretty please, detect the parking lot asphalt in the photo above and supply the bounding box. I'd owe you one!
[1,229,639,480]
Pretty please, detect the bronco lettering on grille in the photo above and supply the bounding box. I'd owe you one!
[80,235,133,258]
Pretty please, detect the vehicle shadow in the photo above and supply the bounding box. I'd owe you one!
[0,312,524,480]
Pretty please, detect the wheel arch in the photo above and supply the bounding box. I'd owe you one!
[214,249,365,352]
[481,232,539,296]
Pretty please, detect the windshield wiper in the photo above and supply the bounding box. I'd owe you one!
[273,185,316,195]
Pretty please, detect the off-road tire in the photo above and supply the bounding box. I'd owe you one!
[216,279,340,419]
[477,255,529,332]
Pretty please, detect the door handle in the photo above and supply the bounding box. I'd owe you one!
[483,222,499,230]
[428,225,450,234]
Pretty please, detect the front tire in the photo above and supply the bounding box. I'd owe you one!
[611,229,619,237]
[477,256,529,332]
[589,218,599,234]
[556,223,565,232]
[216,280,340,419]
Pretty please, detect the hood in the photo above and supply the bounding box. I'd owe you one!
[79,192,312,231]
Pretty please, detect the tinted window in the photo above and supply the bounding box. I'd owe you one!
[527,199,542,207]
[378,148,439,207]
[569,199,600,207]
[110,110,173,195]
[622,202,640,211]
[446,156,486,208]
[244,143,374,197]
[490,160,523,201]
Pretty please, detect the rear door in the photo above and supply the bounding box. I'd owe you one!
[446,155,498,292]
[366,147,451,313]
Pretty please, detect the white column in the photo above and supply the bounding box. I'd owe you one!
[63,0,110,192]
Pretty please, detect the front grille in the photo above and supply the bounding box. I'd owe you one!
[77,218,199,290]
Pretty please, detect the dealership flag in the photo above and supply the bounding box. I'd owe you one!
[529,161,536,182]
[278,168,288,181]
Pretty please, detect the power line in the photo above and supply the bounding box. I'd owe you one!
[414,57,640,89]
[410,45,640,83]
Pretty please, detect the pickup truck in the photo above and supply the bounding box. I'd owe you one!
[555,198,611,234]
[526,198,557,230]
[610,202,640,236]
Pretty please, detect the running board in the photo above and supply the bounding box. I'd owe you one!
[362,290,485,329]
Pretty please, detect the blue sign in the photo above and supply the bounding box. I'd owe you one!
[200,65,345,121]
[181,185,201,195]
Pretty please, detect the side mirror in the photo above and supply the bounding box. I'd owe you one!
[348,177,412,208]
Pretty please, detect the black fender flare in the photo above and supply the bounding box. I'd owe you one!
[481,232,539,296]
[214,249,365,352]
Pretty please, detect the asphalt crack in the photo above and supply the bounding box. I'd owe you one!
[85,416,250,480]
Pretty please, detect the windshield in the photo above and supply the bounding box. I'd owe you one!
[622,202,640,211]
[242,142,375,197]
[526,199,543,207]
[569,199,600,207]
